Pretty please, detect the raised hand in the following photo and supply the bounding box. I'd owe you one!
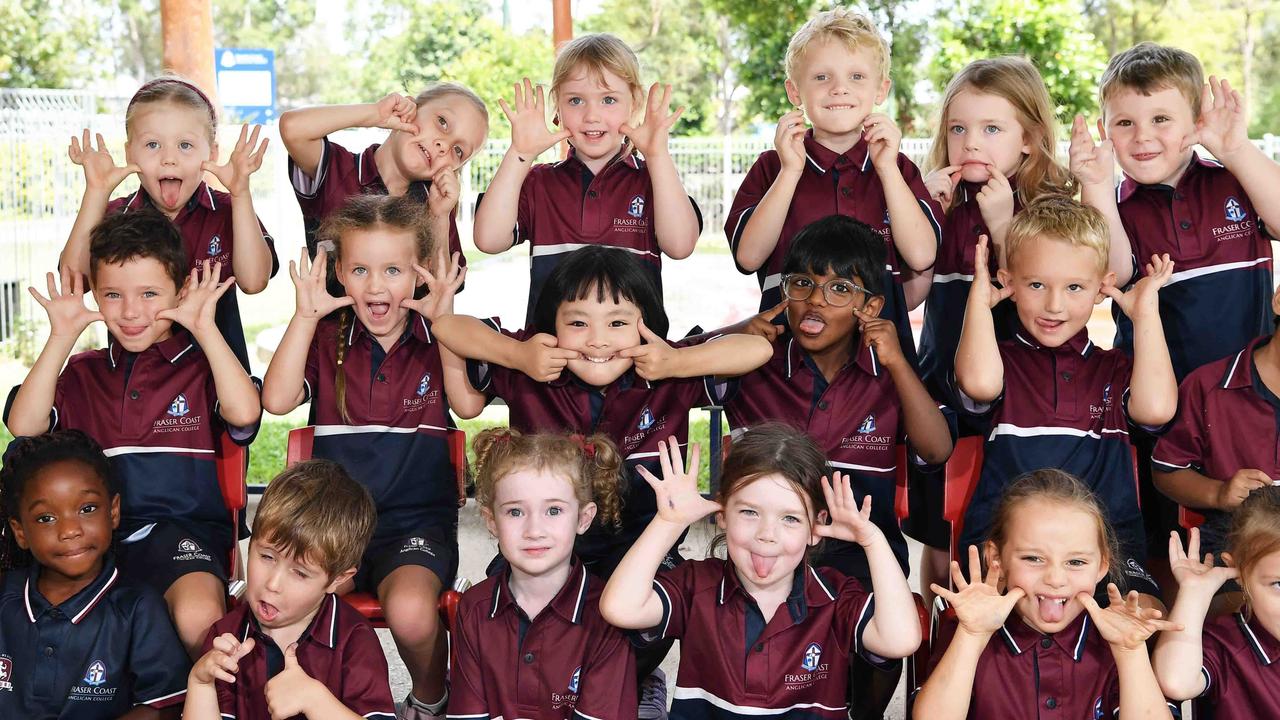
[930,545,1025,637]
[924,165,962,206]
[201,124,268,198]
[1081,584,1182,652]
[68,129,139,192]
[519,333,579,382]
[402,250,466,321]
[1102,253,1174,321]
[371,92,419,134]
[1196,76,1249,159]
[774,109,809,174]
[289,247,354,321]
[1217,468,1273,509]
[968,234,1012,309]
[1168,528,1239,597]
[635,438,720,527]
[862,113,902,171]
[621,320,678,380]
[264,643,320,719]
[853,305,906,370]
[742,299,788,342]
[623,82,684,158]
[29,268,103,338]
[814,472,883,546]
[499,78,571,160]
[427,166,460,218]
[1069,115,1116,188]
[190,633,255,686]
[157,260,236,334]
[975,165,1014,229]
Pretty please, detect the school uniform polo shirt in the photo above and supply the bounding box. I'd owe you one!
[288,137,464,271]
[303,313,456,542]
[1196,612,1280,716]
[108,182,279,371]
[1152,335,1280,551]
[2,331,259,546]
[648,558,877,719]
[718,329,930,579]
[1114,154,1274,380]
[0,556,189,719]
[207,592,394,720]
[448,560,637,720]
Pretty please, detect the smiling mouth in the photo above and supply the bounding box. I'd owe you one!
[59,546,94,558]
[579,353,616,364]
[582,130,607,141]
[825,103,855,110]
[118,324,148,337]
[416,143,432,168]
[1132,152,1160,161]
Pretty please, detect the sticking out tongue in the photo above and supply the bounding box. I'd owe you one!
[750,554,777,579]
[257,600,279,622]
[159,178,183,208]
[1038,596,1067,624]
[798,315,826,335]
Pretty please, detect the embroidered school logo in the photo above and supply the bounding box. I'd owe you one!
[1101,384,1111,407]
[83,660,107,687]
[208,235,222,256]
[0,655,12,691]
[179,538,202,553]
[801,643,822,672]
[638,407,655,431]
[628,195,645,218]
[400,537,435,556]
[167,394,190,418]
[568,666,581,693]
[408,537,425,548]
[1124,558,1155,584]
[857,414,877,434]
[416,372,431,398]
[1225,196,1247,223]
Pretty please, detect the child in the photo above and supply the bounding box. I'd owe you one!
[184,459,394,720]
[3,210,262,658]
[448,429,638,720]
[599,425,921,719]
[0,430,190,720]
[473,33,701,324]
[954,196,1176,604]
[725,8,941,360]
[280,82,489,269]
[260,193,478,719]
[1154,490,1280,714]
[913,469,1179,719]
[62,76,277,370]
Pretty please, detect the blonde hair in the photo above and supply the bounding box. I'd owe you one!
[412,82,490,157]
[927,56,1076,210]
[785,8,890,82]
[126,75,217,145]
[1005,195,1110,274]
[1100,42,1204,119]
[1228,487,1280,610]
[253,459,377,579]
[473,428,624,528]
[550,33,644,119]
[315,194,437,423]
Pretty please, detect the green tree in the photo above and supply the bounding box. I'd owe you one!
[0,0,105,87]
[446,26,555,138]
[932,0,1108,123]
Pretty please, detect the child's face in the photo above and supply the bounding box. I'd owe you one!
[945,89,1032,184]
[718,474,821,597]
[394,95,488,181]
[784,269,883,357]
[482,468,596,580]
[125,101,217,218]
[997,237,1114,348]
[554,290,643,386]
[555,65,636,163]
[92,256,180,353]
[785,40,889,140]
[1103,85,1198,186]
[245,538,351,635]
[1240,551,1280,640]
[9,460,119,587]
[336,227,422,347]
[988,499,1109,635]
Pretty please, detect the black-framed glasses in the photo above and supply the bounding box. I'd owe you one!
[781,274,869,307]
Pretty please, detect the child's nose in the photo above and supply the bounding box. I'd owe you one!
[58,517,84,540]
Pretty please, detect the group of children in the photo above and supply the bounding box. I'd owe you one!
[1,5,1278,719]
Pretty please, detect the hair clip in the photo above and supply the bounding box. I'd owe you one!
[569,433,596,459]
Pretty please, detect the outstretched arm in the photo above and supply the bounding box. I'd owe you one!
[1105,254,1176,427]
[954,235,1010,404]
[1071,115,1135,286]
[1153,528,1235,700]
[60,130,139,278]
[625,83,698,259]
[621,323,772,381]
[1197,77,1280,234]
[279,94,420,179]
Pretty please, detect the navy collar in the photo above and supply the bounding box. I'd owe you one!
[1011,324,1094,358]
[781,329,880,380]
[24,554,119,625]
[999,610,1092,662]
[1236,612,1280,665]
[716,559,838,625]
[559,145,644,174]
[346,312,434,348]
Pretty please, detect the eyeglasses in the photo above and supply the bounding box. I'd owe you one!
[781,274,869,307]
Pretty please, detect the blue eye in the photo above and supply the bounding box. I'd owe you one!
[984,125,1001,135]
[386,267,401,276]
[548,506,563,516]
[146,141,159,150]
[1068,283,1084,292]
[507,508,523,517]
[180,141,194,150]
[352,267,367,276]
[568,97,583,106]
[851,73,864,81]
[603,96,617,105]
[814,74,828,81]
[949,125,965,135]
[1029,281,1044,290]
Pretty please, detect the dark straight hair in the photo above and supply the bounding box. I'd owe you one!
[531,246,670,338]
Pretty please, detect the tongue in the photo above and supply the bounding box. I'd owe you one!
[750,554,776,579]
[369,303,389,318]
[258,601,279,621]
[798,317,825,334]
[1039,596,1066,623]
[159,179,182,208]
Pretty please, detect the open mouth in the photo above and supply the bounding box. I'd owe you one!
[1036,594,1070,623]
[366,302,391,319]
[797,312,827,335]
[257,600,280,622]
[1035,318,1066,332]
[158,176,183,207]
[118,324,148,338]
[416,142,432,170]
[750,553,778,579]
[579,353,616,364]
[825,103,855,110]
[581,130,607,141]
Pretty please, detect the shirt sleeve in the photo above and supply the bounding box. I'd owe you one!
[209,367,262,446]
[514,169,537,246]
[303,325,322,405]
[724,151,777,274]
[829,571,884,666]
[465,319,521,395]
[255,214,280,278]
[1152,376,1208,473]
[290,137,340,209]
[127,589,192,709]
[1198,619,1230,702]
[445,600,491,719]
[574,620,639,720]
[648,561,700,641]
[338,624,397,718]
[897,155,944,247]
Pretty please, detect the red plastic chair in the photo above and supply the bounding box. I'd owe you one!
[892,445,934,720]
[214,433,248,593]
[1179,506,1206,530]
[942,436,985,564]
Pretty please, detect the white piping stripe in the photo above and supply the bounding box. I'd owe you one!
[731,205,756,246]
[103,446,216,457]
[170,343,195,362]
[808,566,835,601]
[1166,257,1271,286]
[931,272,975,284]
[573,569,588,624]
[140,687,187,705]
[71,568,119,624]
[652,581,673,639]
[672,685,846,714]
[312,424,448,436]
[24,577,34,622]
[530,243,657,259]
[987,424,1115,441]
[829,460,896,474]
[574,710,607,720]
[1240,616,1273,663]
[1223,348,1247,388]
[625,442,686,461]
[445,715,488,719]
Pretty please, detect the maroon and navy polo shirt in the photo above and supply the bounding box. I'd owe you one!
[0,555,189,720]
[718,329,940,579]
[1195,611,1280,716]
[302,313,457,543]
[206,592,395,720]
[2,331,260,548]
[648,558,878,719]
[956,327,1148,566]
[484,146,702,325]
[447,560,638,720]
[469,320,717,559]
[1114,154,1274,380]
[107,182,279,372]
[1152,335,1280,551]
[288,136,464,272]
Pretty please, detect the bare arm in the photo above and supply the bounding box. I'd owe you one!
[1083,586,1180,720]
[954,235,1009,404]
[735,110,808,272]
[625,84,698,259]
[203,125,272,294]
[1106,255,1177,427]
[1071,115,1135,286]
[61,130,139,278]
[865,113,936,272]
[279,95,418,179]
[431,314,579,383]
[1153,528,1233,700]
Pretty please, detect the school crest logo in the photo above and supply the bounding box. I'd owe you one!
[83,660,107,687]
[407,537,425,548]
[208,235,222,256]
[0,655,13,691]
[628,195,645,218]
[416,372,431,398]
[801,643,822,672]
[179,538,202,553]
[1225,196,1247,223]
[638,407,655,431]
[167,394,190,418]
[568,666,581,693]
[857,414,877,434]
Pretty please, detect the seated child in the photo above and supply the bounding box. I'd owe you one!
[0,430,190,720]
[1154,490,1280,715]
[184,459,392,720]
[954,195,1177,603]
[914,469,1179,719]
[600,425,922,719]
[449,429,638,720]
[4,210,262,657]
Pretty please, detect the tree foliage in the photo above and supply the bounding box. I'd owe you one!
[0,1,104,88]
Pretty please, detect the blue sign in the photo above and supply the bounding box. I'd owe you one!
[215,48,276,124]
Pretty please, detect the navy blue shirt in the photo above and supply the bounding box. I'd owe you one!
[0,555,189,719]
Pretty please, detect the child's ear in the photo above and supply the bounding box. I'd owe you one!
[715,510,727,531]
[576,502,598,536]
[480,505,498,539]
[859,294,885,319]
[325,566,358,594]
[875,77,892,106]
[1222,551,1236,567]
[810,509,829,546]
[784,79,802,107]
[8,518,27,550]
[1096,270,1118,305]
[108,494,121,531]
[996,268,1012,291]
[208,141,219,162]
[982,541,1001,575]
